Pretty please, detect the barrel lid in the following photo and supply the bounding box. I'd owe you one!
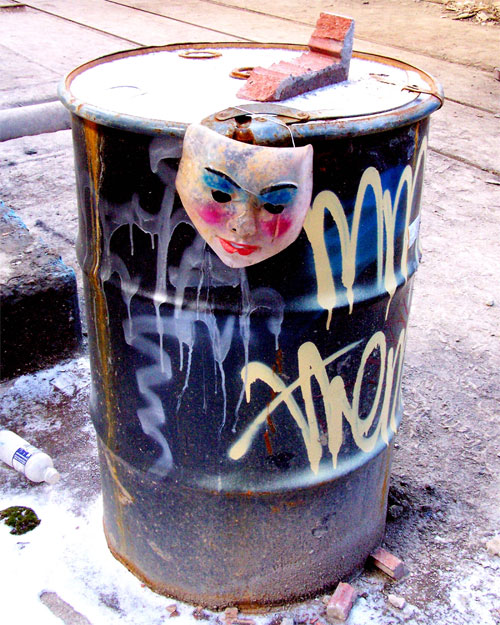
[59,42,443,138]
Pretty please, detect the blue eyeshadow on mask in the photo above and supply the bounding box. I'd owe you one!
[203,168,240,195]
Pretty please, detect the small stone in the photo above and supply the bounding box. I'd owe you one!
[326,582,357,622]
[223,607,239,623]
[281,617,295,625]
[370,547,408,580]
[166,604,180,617]
[388,594,406,609]
[193,606,210,620]
[388,504,404,520]
[486,536,500,556]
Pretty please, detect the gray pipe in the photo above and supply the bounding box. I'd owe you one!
[0,101,71,142]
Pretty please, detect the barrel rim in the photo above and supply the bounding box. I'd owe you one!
[58,41,443,138]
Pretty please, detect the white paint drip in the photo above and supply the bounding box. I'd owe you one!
[93,135,286,459]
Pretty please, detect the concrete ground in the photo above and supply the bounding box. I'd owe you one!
[0,1,499,624]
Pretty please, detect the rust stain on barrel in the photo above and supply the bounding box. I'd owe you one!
[83,120,116,446]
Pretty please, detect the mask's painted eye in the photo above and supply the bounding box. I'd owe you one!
[211,189,232,203]
[263,203,285,215]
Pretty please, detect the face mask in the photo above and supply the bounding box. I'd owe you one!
[176,124,313,268]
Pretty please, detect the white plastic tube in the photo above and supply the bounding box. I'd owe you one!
[0,430,60,484]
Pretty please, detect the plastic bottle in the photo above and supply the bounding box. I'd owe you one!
[0,430,60,485]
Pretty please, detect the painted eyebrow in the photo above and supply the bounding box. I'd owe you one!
[259,182,298,195]
[204,167,242,190]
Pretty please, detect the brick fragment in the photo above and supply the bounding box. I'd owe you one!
[237,12,354,102]
[193,606,210,620]
[308,13,354,60]
[166,604,180,617]
[223,607,239,623]
[370,547,408,580]
[326,582,357,622]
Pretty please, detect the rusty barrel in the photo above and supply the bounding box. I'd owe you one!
[59,43,442,608]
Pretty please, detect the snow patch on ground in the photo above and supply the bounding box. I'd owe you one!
[0,357,90,433]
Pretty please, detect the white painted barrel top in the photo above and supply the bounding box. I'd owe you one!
[62,44,440,127]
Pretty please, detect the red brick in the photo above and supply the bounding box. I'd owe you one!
[296,52,334,71]
[236,12,354,102]
[312,13,353,41]
[326,582,358,622]
[370,547,408,580]
[223,607,239,623]
[166,604,180,617]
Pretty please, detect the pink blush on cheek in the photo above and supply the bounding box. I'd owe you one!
[262,216,292,239]
[197,204,226,226]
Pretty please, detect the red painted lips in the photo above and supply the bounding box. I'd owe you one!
[218,237,260,256]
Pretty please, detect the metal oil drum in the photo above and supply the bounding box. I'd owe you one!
[59,42,443,608]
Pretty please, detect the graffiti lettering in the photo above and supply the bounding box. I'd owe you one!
[229,327,407,474]
[304,137,427,329]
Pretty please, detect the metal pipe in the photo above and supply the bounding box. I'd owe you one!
[0,101,71,142]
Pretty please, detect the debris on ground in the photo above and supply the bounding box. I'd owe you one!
[369,547,408,580]
[223,607,240,623]
[0,505,41,535]
[39,591,92,625]
[193,606,210,620]
[486,536,500,556]
[387,594,406,610]
[443,0,500,23]
[167,603,180,617]
[325,582,357,622]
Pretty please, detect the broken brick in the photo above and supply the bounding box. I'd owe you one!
[326,582,357,622]
[308,13,354,60]
[166,604,180,617]
[370,547,408,580]
[223,607,239,624]
[237,12,354,102]
[193,606,210,620]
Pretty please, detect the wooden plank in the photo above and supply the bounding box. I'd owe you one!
[24,0,243,46]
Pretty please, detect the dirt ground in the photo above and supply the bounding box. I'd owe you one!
[1,1,500,623]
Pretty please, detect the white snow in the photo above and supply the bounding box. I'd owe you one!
[2,358,500,625]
